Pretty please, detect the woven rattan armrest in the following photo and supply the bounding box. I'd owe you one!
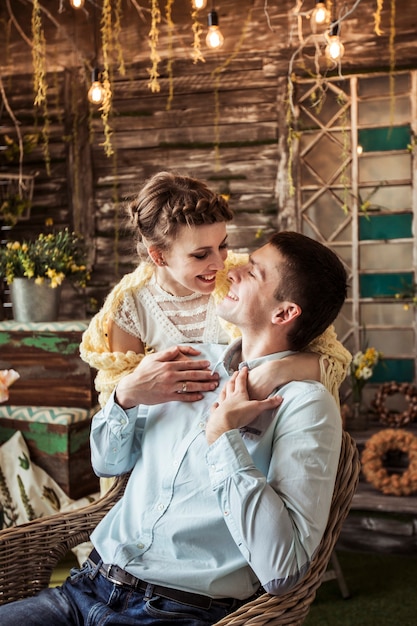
[0,473,128,606]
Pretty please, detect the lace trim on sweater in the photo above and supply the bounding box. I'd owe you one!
[113,276,224,345]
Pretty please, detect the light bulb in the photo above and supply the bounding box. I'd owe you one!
[192,0,207,9]
[311,1,330,32]
[206,10,224,49]
[325,22,344,61]
[206,26,224,49]
[325,35,344,61]
[88,69,105,105]
[70,0,85,8]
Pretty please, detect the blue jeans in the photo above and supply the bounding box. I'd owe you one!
[0,560,234,625]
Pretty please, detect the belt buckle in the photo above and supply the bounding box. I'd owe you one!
[104,565,127,587]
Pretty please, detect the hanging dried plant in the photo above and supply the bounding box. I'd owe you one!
[101,0,113,66]
[389,0,396,125]
[286,87,297,199]
[191,8,205,64]
[100,70,114,157]
[100,0,114,156]
[337,92,351,214]
[373,0,384,35]
[114,0,126,76]
[31,0,47,107]
[31,0,50,175]
[95,0,126,157]
[40,113,51,175]
[148,0,161,93]
[165,0,174,110]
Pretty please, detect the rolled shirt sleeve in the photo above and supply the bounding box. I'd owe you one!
[90,389,148,477]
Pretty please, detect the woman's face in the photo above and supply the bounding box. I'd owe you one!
[153,222,229,296]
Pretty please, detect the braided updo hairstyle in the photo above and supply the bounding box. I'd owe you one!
[126,171,234,261]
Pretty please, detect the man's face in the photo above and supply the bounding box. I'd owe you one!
[217,243,284,329]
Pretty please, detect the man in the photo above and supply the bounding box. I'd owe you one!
[0,231,347,625]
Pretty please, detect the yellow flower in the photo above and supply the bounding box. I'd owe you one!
[0,229,89,287]
[350,346,383,402]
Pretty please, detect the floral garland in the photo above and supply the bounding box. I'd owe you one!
[373,382,417,428]
[361,428,417,496]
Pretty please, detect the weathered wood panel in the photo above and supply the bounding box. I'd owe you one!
[0,329,97,408]
[0,416,99,499]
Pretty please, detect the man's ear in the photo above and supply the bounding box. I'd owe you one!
[271,302,301,326]
[148,246,166,266]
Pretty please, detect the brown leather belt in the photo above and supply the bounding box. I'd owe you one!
[88,548,238,610]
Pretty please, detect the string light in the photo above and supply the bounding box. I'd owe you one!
[311,1,330,32]
[192,0,207,9]
[88,68,105,105]
[325,22,345,61]
[206,9,224,49]
[69,0,85,8]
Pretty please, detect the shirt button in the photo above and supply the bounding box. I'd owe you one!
[224,510,230,516]
[198,421,205,429]
[157,503,164,511]
[137,542,144,549]
[120,418,126,425]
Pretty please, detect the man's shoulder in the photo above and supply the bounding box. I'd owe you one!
[279,379,336,405]
[278,381,340,427]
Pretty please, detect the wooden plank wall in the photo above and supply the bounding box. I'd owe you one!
[0,56,285,319]
[1,0,417,318]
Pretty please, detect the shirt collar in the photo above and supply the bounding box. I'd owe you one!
[211,338,297,375]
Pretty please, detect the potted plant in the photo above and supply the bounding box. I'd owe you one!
[0,228,90,322]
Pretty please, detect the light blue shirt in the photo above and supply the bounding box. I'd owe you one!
[90,339,342,600]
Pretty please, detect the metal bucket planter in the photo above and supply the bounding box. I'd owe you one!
[10,278,62,322]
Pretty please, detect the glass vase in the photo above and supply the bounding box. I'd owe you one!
[350,400,368,431]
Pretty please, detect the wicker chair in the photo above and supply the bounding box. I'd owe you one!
[0,430,360,625]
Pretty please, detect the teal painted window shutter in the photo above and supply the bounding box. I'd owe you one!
[358,125,411,152]
[359,214,412,240]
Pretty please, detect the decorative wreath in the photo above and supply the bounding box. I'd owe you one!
[361,428,417,496]
[373,382,417,428]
